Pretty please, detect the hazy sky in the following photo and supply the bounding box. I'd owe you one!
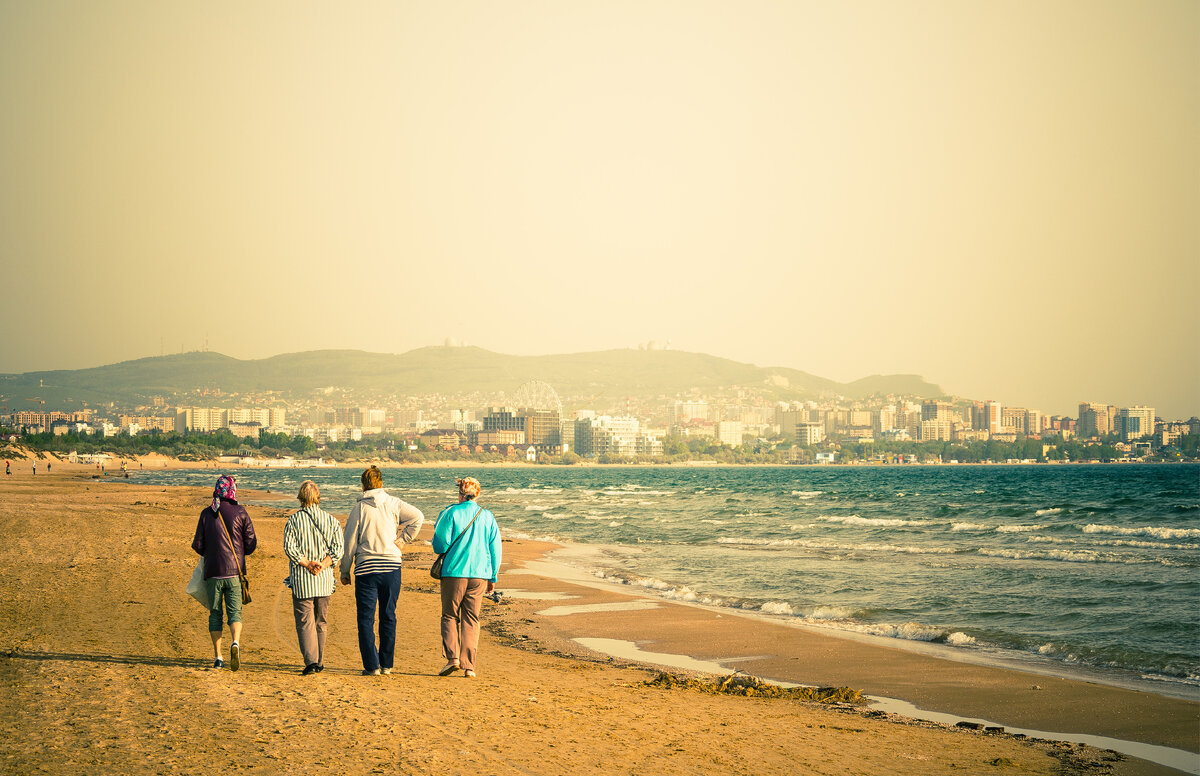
[1,1,1196,417]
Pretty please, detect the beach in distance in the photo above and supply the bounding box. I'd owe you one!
[0,463,1196,775]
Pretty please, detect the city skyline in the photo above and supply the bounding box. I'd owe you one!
[1,2,1196,422]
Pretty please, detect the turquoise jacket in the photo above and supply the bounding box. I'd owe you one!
[431,501,502,583]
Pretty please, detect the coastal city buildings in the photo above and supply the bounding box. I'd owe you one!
[1,378,1191,463]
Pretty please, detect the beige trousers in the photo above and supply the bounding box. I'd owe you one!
[292,595,330,667]
[440,578,487,670]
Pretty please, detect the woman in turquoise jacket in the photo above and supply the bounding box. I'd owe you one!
[432,477,502,678]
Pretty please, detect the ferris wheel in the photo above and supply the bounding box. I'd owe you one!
[512,380,562,416]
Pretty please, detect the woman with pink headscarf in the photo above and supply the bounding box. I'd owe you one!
[191,474,257,670]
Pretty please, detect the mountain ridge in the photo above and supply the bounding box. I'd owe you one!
[0,347,943,410]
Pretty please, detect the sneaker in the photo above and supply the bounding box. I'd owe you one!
[213,658,224,669]
[464,669,476,678]
[314,664,324,673]
[230,643,241,672]
[362,668,381,676]
[438,662,460,676]
[302,664,319,676]
[381,668,393,675]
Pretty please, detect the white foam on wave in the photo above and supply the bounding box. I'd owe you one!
[760,601,795,615]
[996,524,1046,533]
[524,504,554,511]
[608,521,623,527]
[504,487,563,494]
[715,537,954,556]
[506,531,561,543]
[700,519,728,525]
[817,514,924,528]
[1083,524,1200,540]
[809,605,856,620]
[951,522,989,532]
[1035,508,1063,516]
[945,631,976,646]
[792,490,824,498]
[978,547,1163,565]
[1029,535,1197,550]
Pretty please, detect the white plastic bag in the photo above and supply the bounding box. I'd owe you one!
[186,559,212,608]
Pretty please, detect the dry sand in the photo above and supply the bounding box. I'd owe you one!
[0,468,1193,775]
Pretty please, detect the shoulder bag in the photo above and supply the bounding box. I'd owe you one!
[216,508,253,604]
[430,505,483,580]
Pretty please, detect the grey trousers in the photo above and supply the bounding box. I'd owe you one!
[440,578,487,670]
[292,595,330,667]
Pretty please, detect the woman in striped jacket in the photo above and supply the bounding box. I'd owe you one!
[283,480,344,675]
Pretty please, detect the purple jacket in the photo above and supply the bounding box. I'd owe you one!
[192,498,257,580]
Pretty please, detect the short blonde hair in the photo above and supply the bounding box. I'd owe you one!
[362,465,383,491]
[298,480,320,507]
[457,477,481,500]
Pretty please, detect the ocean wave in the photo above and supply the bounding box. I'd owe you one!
[715,537,956,556]
[808,605,857,620]
[503,487,563,494]
[760,601,795,615]
[1082,524,1200,540]
[817,515,925,528]
[951,522,989,532]
[524,504,554,511]
[792,490,824,498]
[607,521,624,527]
[945,632,976,646]
[700,519,728,525]
[995,524,1046,533]
[1028,535,1197,550]
[977,548,1163,565]
[505,531,561,543]
[1035,508,1063,516]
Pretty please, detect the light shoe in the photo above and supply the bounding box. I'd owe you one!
[362,668,381,676]
[438,662,460,676]
[230,643,241,672]
[381,668,393,675]
[464,669,476,678]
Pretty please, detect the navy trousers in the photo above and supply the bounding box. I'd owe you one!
[353,568,402,670]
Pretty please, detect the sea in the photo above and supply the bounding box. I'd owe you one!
[132,463,1200,695]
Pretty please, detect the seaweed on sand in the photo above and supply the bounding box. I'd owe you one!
[646,671,864,704]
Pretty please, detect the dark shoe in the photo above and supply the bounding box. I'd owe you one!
[302,664,319,676]
[314,664,324,673]
[230,642,241,671]
[213,658,224,669]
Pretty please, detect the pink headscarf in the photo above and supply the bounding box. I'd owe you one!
[211,474,237,513]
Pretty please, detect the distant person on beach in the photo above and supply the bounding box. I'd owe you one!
[31,462,36,475]
[46,462,51,473]
[191,474,257,670]
[5,461,9,476]
[340,466,424,676]
[284,480,343,675]
[432,477,501,678]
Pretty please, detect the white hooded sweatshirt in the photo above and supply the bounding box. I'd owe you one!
[340,488,424,577]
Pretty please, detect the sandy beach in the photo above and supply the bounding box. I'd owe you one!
[0,466,1195,775]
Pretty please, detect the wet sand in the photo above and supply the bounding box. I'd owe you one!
[0,467,1194,775]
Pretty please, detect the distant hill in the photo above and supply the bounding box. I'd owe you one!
[0,347,942,410]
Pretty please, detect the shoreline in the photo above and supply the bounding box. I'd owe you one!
[1,469,1195,775]
[5,448,1197,470]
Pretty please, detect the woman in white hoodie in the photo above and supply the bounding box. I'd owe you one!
[339,466,424,675]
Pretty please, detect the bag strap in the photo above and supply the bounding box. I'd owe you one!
[214,505,246,576]
[443,505,484,556]
[302,507,336,558]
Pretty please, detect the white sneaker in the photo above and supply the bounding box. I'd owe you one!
[464,669,476,678]
[381,668,393,675]
[438,662,459,676]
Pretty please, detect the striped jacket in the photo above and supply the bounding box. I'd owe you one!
[283,506,344,599]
